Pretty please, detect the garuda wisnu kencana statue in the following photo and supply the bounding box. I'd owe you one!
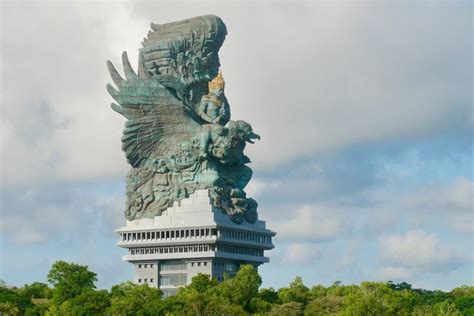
[107,15,260,224]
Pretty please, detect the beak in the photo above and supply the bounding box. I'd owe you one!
[247,132,261,143]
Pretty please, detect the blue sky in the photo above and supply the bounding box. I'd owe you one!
[1,0,472,291]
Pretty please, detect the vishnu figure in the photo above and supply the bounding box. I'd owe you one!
[197,71,230,125]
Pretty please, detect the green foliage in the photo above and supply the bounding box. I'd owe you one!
[412,305,434,315]
[185,273,218,293]
[24,304,50,316]
[278,276,310,305]
[106,282,162,316]
[47,261,97,304]
[217,264,262,311]
[342,281,417,316]
[432,300,462,316]
[0,302,20,316]
[4,261,473,315]
[46,289,110,316]
[269,302,304,316]
[249,297,272,314]
[304,293,345,315]
[259,287,279,304]
[0,286,33,314]
[19,282,52,300]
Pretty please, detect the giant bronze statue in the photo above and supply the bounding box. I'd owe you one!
[107,15,260,224]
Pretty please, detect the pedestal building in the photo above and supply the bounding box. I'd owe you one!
[116,190,275,297]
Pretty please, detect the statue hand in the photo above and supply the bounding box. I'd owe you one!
[199,151,208,162]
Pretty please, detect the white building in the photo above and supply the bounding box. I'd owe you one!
[116,189,275,297]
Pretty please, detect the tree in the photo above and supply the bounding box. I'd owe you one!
[342,282,415,316]
[107,282,162,316]
[450,286,474,316]
[185,273,218,293]
[24,304,50,316]
[217,264,262,312]
[0,286,33,314]
[47,261,97,304]
[309,285,328,300]
[0,302,20,316]
[278,277,310,305]
[259,287,280,304]
[270,302,304,316]
[45,289,110,316]
[432,301,462,316]
[412,305,434,316]
[19,282,52,300]
[250,297,273,314]
[387,281,412,291]
[304,294,345,315]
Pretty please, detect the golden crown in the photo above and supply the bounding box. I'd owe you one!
[208,71,225,90]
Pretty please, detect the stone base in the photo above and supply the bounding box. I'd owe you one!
[116,189,275,296]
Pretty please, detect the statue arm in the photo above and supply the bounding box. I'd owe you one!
[198,99,214,123]
[220,97,231,124]
[199,128,211,159]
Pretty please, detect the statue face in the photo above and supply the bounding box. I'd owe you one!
[211,88,224,97]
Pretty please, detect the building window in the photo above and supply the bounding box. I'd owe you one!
[225,263,236,272]
[204,262,207,266]
[138,279,142,283]
[159,274,187,286]
[160,260,187,271]
[138,264,142,269]
[150,278,154,283]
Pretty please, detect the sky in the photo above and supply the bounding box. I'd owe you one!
[1,0,473,291]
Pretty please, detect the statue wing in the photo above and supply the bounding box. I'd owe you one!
[107,52,200,168]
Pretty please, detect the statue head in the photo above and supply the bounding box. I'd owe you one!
[228,120,261,143]
[208,71,225,96]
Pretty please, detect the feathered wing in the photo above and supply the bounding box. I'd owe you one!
[107,52,201,168]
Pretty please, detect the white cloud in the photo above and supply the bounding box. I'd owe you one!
[280,243,320,265]
[402,177,474,233]
[404,177,473,212]
[378,266,413,281]
[272,205,345,240]
[0,185,125,245]
[1,2,147,186]
[245,178,281,198]
[379,230,466,276]
[1,1,471,186]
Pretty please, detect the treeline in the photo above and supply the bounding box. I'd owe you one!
[1,261,473,315]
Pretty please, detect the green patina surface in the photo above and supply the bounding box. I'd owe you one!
[107,15,260,224]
